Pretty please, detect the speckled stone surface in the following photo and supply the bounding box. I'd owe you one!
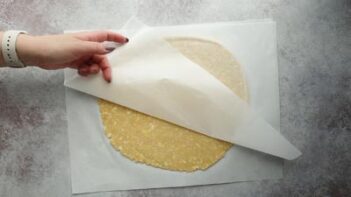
[0,0,350,196]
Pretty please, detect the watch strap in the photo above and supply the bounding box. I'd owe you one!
[1,30,28,68]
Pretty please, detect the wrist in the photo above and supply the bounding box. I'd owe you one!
[16,34,41,66]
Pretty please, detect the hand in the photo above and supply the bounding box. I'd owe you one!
[16,31,129,82]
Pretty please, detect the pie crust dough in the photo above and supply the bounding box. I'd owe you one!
[99,38,249,172]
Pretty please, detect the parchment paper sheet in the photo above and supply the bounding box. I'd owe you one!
[65,19,285,194]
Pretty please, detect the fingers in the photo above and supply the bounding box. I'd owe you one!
[80,41,108,55]
[77,64,99,75]
[93,55,112,83]
[76,55,111,83]
[89,64,100,74]
[78,66,89,76]
[66,31,120,82]
[74,31,129,61]
[75,31,129,44]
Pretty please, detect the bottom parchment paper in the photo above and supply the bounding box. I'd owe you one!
[65,19,283,194]
[66,88,282,194]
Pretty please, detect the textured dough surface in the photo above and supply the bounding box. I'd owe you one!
[99,38,248,172]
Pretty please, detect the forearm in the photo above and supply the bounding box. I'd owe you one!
[0,30,126,81]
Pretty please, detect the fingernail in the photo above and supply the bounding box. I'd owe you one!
[105,47,115,52]
[125,38,129,43]
[107,79,111,83]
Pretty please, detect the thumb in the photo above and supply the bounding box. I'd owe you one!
[80,41,108,55]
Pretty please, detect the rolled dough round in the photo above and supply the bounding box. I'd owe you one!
[99,37,249,172]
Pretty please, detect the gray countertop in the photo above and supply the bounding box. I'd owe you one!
[0,0,350,196]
